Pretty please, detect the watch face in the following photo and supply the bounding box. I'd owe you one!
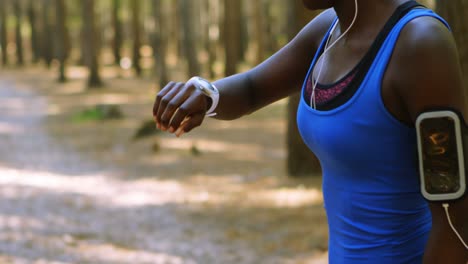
[197,78,217,93]
[419,116,461,195]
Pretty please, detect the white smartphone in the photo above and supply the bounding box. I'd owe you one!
[416,110,466,201]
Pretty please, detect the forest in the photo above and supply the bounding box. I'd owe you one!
[0,0,467,263]
[1,0,466,176]
[1,0,317,84]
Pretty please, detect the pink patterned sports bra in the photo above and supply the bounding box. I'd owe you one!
[305,65,359,107]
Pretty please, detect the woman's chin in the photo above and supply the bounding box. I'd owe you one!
[301,0,334,10]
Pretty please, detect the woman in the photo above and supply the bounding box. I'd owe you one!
[153,0,468,263]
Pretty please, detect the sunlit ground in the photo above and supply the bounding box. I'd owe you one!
[0,68,328,263]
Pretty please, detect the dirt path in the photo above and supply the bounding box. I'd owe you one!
[0,70,328,264]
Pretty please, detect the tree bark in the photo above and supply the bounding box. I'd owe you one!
[55,0,68,82]
[252,0,265,65]
[206,0,219,79]
[223,0,242,76]
[81,0,102,87]
[112,0,123,65]
[169,1,181,65]
[239,0,248,64]
[131,0,142,76]
[13,0,24,66]
[179,0,200,77]
[0,0,8,66]
[286,0,321,177]
[42,0,54,68]
[28,0,41,63]
[262,0,275,56]
[151,0,169,90]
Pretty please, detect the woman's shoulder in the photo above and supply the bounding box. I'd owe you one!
[293,8,337,50]
[398,14,453,53]
[392,13,459,83]
[392,14,457,82]
[391,13,457,83]
[310,8,337,34]
[390,13,466,121]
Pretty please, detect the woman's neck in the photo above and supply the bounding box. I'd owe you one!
[333,0,411,40]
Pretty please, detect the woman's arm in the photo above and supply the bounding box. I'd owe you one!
[153,9,336,136]
[212,10,334,120]
[393,16,468,263]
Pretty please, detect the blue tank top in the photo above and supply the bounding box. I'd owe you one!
[297,9,450,263]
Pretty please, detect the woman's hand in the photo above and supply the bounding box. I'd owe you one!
[153,81,209,137]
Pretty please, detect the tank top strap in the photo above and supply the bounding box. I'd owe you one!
[301,17,338,101]
[312,17,339,69]
[368,8,450,81]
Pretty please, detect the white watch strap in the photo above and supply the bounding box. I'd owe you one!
[188,76,219,117]
[205,84,219,117]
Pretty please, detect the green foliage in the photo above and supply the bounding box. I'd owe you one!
[72,108,103,122]
[190,144,201,156]
[72,105,124,122]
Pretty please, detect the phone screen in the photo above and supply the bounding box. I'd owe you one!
[419,116,461,195]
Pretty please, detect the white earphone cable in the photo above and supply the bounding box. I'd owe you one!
[311,0,359,109]
[443,203,468,250]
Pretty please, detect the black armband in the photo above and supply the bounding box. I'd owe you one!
[416,110,467,201]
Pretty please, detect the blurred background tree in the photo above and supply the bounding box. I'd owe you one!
[131,0,142,76]
[27,0,41,63]
[286,0,321,177]
[436,0,468,86]
[13,0,24,66]
[55,0,69,82]
[112,0,123,66]
[0,0,465,177]
[81,0,102,87]
[0,0,7,66]
[42,0,54,68]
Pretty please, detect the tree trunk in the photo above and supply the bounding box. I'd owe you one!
[262,0,276,56]
[239,0,248,64]
[286,0,321,177]
[42,0,53,68]
[55,0,68,82]
[252,0,265,65]
[179,0,200,77]
[436,0,468,86]
[131,0,142,76]
[82,0,102,88]
[168,1,180,65]
[28,0,41,63]
[206,0,219,79]
[151,0,169,90]
[223,0,242,76]
[13,0,24,66]
[112,0,122,65]
[0,0,8,66]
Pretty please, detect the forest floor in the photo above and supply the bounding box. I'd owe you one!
[0,67,328,264]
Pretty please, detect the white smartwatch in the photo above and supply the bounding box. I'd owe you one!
[188,76,219,117]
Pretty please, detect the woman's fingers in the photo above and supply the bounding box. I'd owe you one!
[175,113,204,137]
[168,93,205,133]
[160,84,196,132]
[153,80,208,136]
[155,82,185,130]
[175,117,191,137]
[153,82,177,122]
